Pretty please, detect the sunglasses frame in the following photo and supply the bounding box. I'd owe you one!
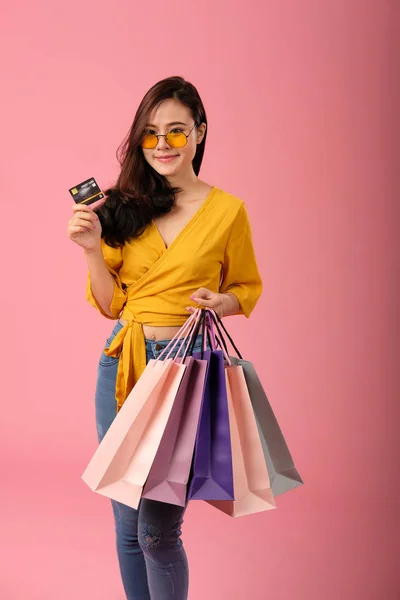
[141,122,197,149]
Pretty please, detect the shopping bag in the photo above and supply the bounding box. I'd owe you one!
[207,362,277,518]
[141,355,208,505]
[187,346,234,501]
[229,357,304,495]
[81,313,200,509]
[142,310,208,505]
[208,309,303,496]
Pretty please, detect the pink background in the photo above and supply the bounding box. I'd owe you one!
[1,1,398,598]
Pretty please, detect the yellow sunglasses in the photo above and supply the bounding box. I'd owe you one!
[141,122,197,149]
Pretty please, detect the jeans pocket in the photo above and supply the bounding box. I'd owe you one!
[99,321,123,367]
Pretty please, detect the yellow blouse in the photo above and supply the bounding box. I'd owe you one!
[86,186,262,409]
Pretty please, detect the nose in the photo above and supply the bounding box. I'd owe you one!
[156,134,170,150]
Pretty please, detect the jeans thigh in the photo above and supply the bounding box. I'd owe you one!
[95,359,119,443]
[95,320,123,443]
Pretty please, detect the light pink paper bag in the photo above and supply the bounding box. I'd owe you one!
[207,365,277,518]
[81,313,201,509]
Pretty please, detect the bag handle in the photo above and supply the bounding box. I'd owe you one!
[156,309,201,362]
[163,308,212,363]
[204,310,216,351]
[205,309,243,360]
[184,309,216,359]
[201,310,233,366]
[180,308,205,362]
[185,308,206,358]
[206,311,230,356]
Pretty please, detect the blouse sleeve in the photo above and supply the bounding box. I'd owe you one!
[219,202,263,317]
[86,238,128,320]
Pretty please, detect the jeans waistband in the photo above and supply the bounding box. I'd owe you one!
[144,333,204,352]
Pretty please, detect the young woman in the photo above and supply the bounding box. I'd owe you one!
[67,76,262,600]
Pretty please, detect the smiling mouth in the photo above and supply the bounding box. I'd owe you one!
[156,155,179,160]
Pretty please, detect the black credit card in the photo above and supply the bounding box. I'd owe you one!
[69,177,104,206]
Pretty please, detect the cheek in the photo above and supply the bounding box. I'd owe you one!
[181,141,197,162]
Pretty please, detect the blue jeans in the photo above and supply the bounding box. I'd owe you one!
[94,319,208,600]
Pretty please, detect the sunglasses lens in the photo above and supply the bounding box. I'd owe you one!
[141,134,157,149]
[165,132,187,148]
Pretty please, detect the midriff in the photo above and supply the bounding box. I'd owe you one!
[119,319,183,342]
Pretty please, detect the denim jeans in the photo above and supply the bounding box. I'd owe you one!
[94,319,208,600]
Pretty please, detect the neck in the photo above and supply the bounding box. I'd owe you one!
[166,168,200,193]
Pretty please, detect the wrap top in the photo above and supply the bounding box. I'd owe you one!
[86,186,262,409]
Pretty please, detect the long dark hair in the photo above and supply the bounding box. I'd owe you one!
[95,76,208,247]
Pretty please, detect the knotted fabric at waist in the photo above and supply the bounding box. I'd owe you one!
[103,306,190,410]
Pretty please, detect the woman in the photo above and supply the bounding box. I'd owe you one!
[67,76,262,600]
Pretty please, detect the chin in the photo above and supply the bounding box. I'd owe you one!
[152,163,181,177]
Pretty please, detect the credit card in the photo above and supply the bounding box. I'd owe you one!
[69,177,104,206]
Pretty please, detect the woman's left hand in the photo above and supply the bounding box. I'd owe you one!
[186,288,224,317]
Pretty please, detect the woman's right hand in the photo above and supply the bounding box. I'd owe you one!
[67,204,102,251]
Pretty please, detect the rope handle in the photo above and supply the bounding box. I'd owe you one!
[204,309,243,361]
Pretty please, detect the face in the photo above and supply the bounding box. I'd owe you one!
[141,98,206,179]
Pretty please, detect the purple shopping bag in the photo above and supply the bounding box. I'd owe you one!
[187,348,234,501]
[142,355,208,506]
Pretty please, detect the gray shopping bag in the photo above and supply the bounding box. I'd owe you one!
[229,356,303,496]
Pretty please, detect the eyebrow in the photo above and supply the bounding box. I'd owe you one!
[145,121,188,128]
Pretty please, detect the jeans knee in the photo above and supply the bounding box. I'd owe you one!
[138,522,163,552]
[137,500,186,561]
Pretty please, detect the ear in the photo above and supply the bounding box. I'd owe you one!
[196,122,207,144]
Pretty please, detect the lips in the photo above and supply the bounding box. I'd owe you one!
[156,155,179,162]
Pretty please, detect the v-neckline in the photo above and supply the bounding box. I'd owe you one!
[151,185,217,252]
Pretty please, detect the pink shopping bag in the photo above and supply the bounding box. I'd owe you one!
[206,341,277,518]
[81,313,200,509]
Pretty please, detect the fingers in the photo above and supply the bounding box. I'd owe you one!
[190,287,213,301]
[190,288,217,309]
[67,203,102,248]
[186,302,222,317]
[72,204,99,220]
[69,225,91,235]
[187,287,224,319]
[194,298,213,307]
[73,216,97,230]
[72,203,96,214]
[188,297,214,310]
[67,221,95,237]
[68,204,99,232]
